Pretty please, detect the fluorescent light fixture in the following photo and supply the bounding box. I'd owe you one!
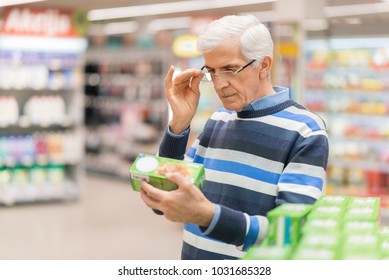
[147,17,192,33]
[344,17,362,25]
[325,3,389,17]
[303,19,328,31]
[104,21,139,35]
[88,0,277,21]
[0,0,46,7]
[88,21,139,36]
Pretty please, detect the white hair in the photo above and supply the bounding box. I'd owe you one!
[196,14,273,68]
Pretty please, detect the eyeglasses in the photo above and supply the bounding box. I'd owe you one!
[201,59,256,82]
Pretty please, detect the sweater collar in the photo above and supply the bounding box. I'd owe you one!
[241,86,290,112]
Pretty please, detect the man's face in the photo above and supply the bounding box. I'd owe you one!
[202,44,262,112]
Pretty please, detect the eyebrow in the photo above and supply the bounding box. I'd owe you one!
[203,63,240,70]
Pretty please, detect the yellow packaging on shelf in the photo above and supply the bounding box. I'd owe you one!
[130,154,205,191]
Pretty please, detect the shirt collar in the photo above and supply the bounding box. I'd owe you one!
[242,86,290,111]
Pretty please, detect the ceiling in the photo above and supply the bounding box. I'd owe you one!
[29,0,185,11]
[6,0,389,37]
[23,0,389,20]
[27,0,274,19]
[24,0,387,12]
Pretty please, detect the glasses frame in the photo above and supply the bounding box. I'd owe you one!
[201,59,256,82]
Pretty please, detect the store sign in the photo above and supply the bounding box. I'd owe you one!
[172,34,201,58]
[1,6,83,37]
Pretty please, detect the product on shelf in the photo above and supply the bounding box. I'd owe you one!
[83,49,171,178]
[0,96,19,126]
[0,132,81,168]
[0,164,67,205]
[304,39,389,207]
[244,195,388,260]
[24,95,66,126]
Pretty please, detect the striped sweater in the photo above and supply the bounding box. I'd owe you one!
[159,87,329,260]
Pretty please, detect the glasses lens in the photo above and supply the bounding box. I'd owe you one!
[218,71,234,82]
[201,72,212,82]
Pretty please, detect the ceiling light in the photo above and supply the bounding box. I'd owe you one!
[103,21,139,35]
[303,19,328,31]
[344,17,362,25]
[0,0,46,7]
[87,0,277,21]
[147,17,192,33]
[324,3,389,17]
[88,21,139,36]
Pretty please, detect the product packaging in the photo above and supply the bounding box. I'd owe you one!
[315,195,351,207]
[266,203,313,248]
[307,205,344,220]
[341,233,382,259]
[342,220,379,234]
[130,154,205,191]
[243,245,292,260]
[302,218,341,234]
[348,196,380,210]
[291,247,336,260]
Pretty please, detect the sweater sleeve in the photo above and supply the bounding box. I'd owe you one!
[158,126,190,160]
[200,205,269,248]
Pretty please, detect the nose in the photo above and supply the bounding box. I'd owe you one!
[212,76,229,90]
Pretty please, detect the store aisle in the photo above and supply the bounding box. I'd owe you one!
[0,175,183,260]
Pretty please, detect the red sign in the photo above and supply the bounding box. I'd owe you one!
[1,6,79,37]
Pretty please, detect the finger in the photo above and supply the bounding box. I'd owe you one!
[165,172,192,190]
[140,188,161,210]
[140,180,166,201]
[174,69,202,86]
[165,65,175,89]
[189,74,202,94]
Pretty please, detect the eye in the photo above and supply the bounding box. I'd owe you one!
[222,67,237,72]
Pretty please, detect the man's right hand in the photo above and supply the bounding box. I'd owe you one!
[165,65,203,134]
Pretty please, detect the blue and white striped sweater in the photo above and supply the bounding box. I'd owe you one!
[159,98,328,260]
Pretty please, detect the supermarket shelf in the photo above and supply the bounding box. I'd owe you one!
[0,180,79,206]
[381,208,389,224]
[328,158,389,172]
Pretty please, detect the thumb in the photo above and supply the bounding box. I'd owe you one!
[165,65,175,90]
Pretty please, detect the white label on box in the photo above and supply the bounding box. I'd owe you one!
[131,173,149,182]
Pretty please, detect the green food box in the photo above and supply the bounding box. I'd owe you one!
[308,205,344,220]
[130,154,205,191]
[343,220,379,234]
[243,245,292,260]
[302,218,341,234]
[378,227,389,259]
[380,238,389,259]
[291,247,336,260]
[298,232,340,250]
[344,206,379,221]
[341,233,382,260]
[316,195,351,207]
[267,203,313,248]
[379,226,389,237]
[341,233,381,252]
[348,196,380,210]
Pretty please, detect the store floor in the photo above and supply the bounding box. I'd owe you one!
[0,174,183,260]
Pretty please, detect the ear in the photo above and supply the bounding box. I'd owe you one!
[259,56,272,79]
